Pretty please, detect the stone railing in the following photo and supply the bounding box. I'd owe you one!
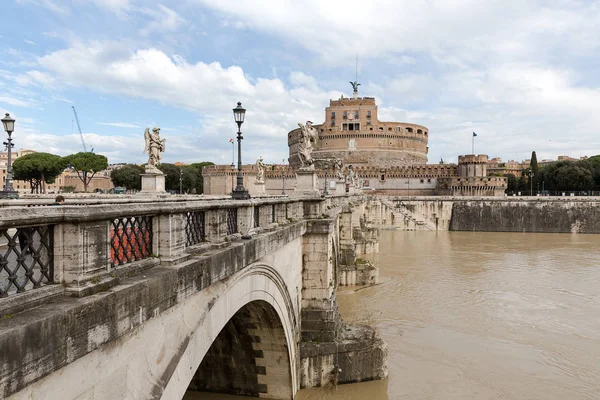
[0,194,359,315]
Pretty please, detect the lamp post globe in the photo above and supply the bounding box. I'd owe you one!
[231,102,250,200]
[0,113,18,199]
[2,113,15,134]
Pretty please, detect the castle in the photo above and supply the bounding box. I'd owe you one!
[203,84,507,197]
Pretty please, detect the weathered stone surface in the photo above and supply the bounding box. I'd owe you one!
[0,194,390,400]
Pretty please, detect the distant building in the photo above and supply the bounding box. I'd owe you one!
[204,85,506,197]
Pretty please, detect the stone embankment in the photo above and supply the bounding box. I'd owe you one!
[373,196,600,234]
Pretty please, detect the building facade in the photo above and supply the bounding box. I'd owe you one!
[204,87,507,197]
[288,96,429,168]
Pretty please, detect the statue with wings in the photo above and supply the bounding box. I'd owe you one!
[143,127,166,173]
[297,121,318,169]
[350,80,361,93]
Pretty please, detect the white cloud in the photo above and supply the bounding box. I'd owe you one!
[17,41,342,164]
[99,122,141,128]
[194,0,600,66]
[16,0,70,15]
[0,97,35,108]
[89,0,131,16]
[139,5,186,36]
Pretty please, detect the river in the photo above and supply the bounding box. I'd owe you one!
[186,230,600,399]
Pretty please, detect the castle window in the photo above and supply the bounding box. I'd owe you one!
[367,119,371,125]
[367,111,371,117]
[379,127,384,131]
[354,111,359,118]
[331,111,335,118]
[380,174,385,181]
[331,120,335,126]
[398,127,402,132]
[343,111,347,119]
[406,127,413,133]
[370,127,373,131]
[427,179,431,183]
[417,129,423,134]
[420,179,424,183]
[388,127,392,131]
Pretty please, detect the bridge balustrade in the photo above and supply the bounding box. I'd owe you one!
[0,196,329,314]
[186,211,206,246]
[0,225,54,298]
[109,216,153,268]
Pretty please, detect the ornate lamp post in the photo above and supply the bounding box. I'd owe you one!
[232,102,250,199]
[179,168,183,194]
[1,113,18,199]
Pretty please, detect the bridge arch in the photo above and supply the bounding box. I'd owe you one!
[161,263,299,400]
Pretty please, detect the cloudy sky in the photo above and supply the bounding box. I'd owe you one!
[2,0,600,165]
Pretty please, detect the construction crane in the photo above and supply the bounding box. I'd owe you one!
[71,106,89,152]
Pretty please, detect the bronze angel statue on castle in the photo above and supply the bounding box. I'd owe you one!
[143,127,166,173]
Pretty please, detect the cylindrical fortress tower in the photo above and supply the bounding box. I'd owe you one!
[458,154,488,177]
[288,96,429,168]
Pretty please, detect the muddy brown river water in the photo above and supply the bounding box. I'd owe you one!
[186,230,600,399]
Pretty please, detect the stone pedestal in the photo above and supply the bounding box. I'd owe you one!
[141,173,166,193]
[253,181,266,196]
[294,169,319,196]
[336,181,346,194]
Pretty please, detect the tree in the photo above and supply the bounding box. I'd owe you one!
[110,164,144,190]
[518,171,528,194]
[63,152,108,192]
[12,152,66,194]
[189,162,215,193]
[530,151,539,194]
[504,173,518,194]
[157,163,197,193]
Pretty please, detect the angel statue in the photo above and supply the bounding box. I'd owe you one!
[297,121,319,170]
[350,80,361,94]
[347,164,359,187]
[143,127,166,174]
[255,156,266,183]
[334,158,344,181]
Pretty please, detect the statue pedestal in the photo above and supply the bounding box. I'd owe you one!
[253,181,266,196]
[294,169,319,196]
[336,181,347,194]
[141,173,166,193]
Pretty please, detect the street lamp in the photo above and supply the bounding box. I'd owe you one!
[1,113,18,199]
[179,168,183,194]
[231,102,250,199]
[231,162,235,194]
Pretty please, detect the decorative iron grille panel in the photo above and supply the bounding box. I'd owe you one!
[227,208,238,235]
[254,206,260,228]
[0,225,54,297]
[186,211,205,246]
[110,216,152,268]
[272,204,276,223]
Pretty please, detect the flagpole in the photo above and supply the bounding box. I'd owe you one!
[472,135,474,154]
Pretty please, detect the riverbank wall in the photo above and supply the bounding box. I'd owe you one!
[372,196,600,234]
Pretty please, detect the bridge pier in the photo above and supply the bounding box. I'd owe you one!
[299,217,386,388]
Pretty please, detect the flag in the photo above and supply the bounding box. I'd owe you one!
[229,138,233,143]
[473,132,477,137]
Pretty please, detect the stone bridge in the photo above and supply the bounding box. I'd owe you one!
[0,194,387,399]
